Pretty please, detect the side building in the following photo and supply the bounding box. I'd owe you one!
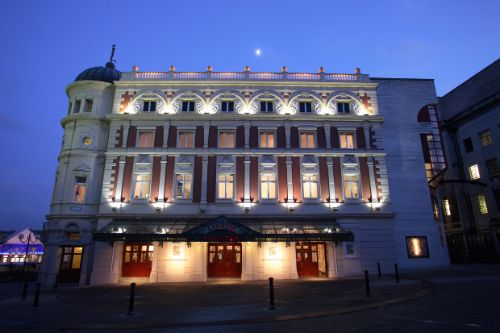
[39,59,449,286]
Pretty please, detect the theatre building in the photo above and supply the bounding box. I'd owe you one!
[39,56,449,285]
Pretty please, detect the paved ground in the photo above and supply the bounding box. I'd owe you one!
[0,265,499,332]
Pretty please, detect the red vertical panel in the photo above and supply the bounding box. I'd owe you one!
[277,126,286,148]
[332,157,343,202]
[290,127,299,148]
[167,126,177,148]
[208,126,218,148]
[317,127,326,148]
[319,157,330,202]
[277,157,288,202]
[249,126,258,148]
[154,126,163,148]
[127,126,137,148]
[150,156,161,202]
[291,156,301,202]
[359,157,372,202]
[236,157,245,202]
[115,126,123,148]
[195,126,204,148]
[236,126,245,148]
[192,156,202,203]
[331,127,339,148]
[356,127,366,149]
[121,156,135,202]
[111,157,120,200]
[207,156,216,203]
[164,156,175,202]
[250,156,259,202]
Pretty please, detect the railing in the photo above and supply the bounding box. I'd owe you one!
[121,70,368,82]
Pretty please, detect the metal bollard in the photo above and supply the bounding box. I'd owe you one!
[364,270,371,297]
[33,282,41,309]
[268,277,275,310]
[127,282,136,316]
[21,280,28,301]
[377,262,382,278]
[394,263,400,283]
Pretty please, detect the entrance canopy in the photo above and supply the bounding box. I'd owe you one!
[94,216,353,243]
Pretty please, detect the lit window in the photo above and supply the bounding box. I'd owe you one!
[260,174,276,199]
[340,132,355,149]
[73,100,81,113]
[260,131,275,148]
[219,131,235,148]
[218,174,234,199]
[85,99,93,113]
[181,100,195,112]
[337,102,350,113]
[260,100,274,112]
[73,176,87,203]
[343,174,359,199]
[443,199,451,216]
[132,174,151,199]
[463,137,473,153]
[486,158,500,177]
[178,131,194,148]
[300,132,315,148]
[143,100,157,112]
[299,101,312,113]
[176,174,192,199]
[221,100,234,112]
[137,131,154,148]
[303,174,319,199]
[477,195,488,214]
[406,236,429,258]
[469,164,480,180]
[479,130,493,146]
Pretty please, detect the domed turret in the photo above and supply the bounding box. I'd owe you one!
[74,45,121,83]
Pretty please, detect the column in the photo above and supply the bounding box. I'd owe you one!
[363,124,370,148]
[324,122,331,149]
[241,242,255,281]
[157,156,167,202]
[285,124,291,148]
[367,157,379,202]
[327,157,336,201]
[201,156,208,204]
[244,123,250,149]
[163,122,169,148]
[244,157,251,202]
[290,242,298,279]
[149,241,159,283]
[114,157,126,202]
[286,157,293,203]
[110,241,123,284]
[203,123,210,148]
[122,125,129,149]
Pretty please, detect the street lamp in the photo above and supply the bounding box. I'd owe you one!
[18,232,39,277]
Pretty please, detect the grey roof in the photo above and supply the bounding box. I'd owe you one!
[75,62,121,83]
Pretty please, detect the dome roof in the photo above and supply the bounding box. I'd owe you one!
[75,62,121,83]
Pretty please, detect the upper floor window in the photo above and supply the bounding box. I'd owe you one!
[343,174,359,199]
[477,195,488,214]
[486,158,500,177]
[260,131,275,148]
[299,101,312,113]
[260,100,274,113]
[463,137,473,153]
[469,164,480,180]
[73,100,81,114]
[260,174,276,199]
[337,102,351,114]
[219,131,235,148]
[132,173,151,199]
[73,176,87,203]
[221,100,234,112]
[143,100,157,112]
[85,99,93,113]
[137,131,154,148]
[176,174,192,199]
[300,132,315,149]
[479,130,493,146]
[443,199,451,216]
[340,132,355,149]
[181,100,195,112]
[303,174,319,199]
[218,174,234,199]
[178,131,194,148]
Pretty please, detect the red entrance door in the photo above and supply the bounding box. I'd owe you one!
[296,242,327,277]
[122,243,153,277]
[207,243,242,278]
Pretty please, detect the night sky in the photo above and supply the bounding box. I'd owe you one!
[0,0,499,230]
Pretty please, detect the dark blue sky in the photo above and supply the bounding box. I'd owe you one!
[0,0,499,230]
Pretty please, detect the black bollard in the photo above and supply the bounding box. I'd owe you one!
[364,270,371,297]
[268,277,275,310]
[21,280,28,301]
[377,262,382,278]
[394,263,400,283]
[127,282,136,316]
[33,282,41,309]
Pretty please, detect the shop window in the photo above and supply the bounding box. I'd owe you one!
[299,101,312,113]
[303,174,319,199]
[479,130,493,146]
[300,132,315,148]
[219,131,235,148]
[176,174,192,199]
[477,195,488,214]
[132,173,151,199]
[406,236,429,258]
[260,131,275,148]
[181,100,195,112]
[221,100,234,112]
[73,176,87,203]
[469,164,480,180]
[178,131,194,148]
[340,132,355,149]
[137,131,154,148]
[218,174,234,199]
[260,174,276,199]
[260,100,274,112]
[343,174,359,199]
[85,99,93,113]
[463,137,473,153]
[143,100,157,112]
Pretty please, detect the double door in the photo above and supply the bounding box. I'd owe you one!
[122,243,154,277]
[58,246,83,283]
[296,242,327,277]
[207,243,242,278]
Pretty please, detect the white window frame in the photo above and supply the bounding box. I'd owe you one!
[299,131,316,149]
[337,101,351,114]
[339,131,356,149]
[217,173,234,200]
[177,130,195,148]
[469,164,481,180]
[299,101,313,113]
[142,99,157,112]
[259,130,276,148]
[260,100,274,113]
[73,176,87,203]
[175,173,193,199]
[181,100,195,112]
[260,173,277,200]
[342,173,360,200]
[302,173,319,199]
[131,172,151,199]
[220,100,235,112]
[218,130,235,148]
[136,130,155,148]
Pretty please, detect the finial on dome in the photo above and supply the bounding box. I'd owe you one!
[106,44,116,69]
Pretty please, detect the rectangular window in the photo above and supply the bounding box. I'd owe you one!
[181,100,195,112]
[260,174,276,199]
[178,131,194,148]
[176,174,192,199]
[300,132,315,148]
[73,176,87,203]
[132,174,151,199]
[344,242,355,256]
[221,100,234,112]
[477,195,488,214]
[73,100,81,113]
[85,99,93,113]
[299,101,312,113]
[218,174,234,199]
[486,158,500,177]
[469,164,480,180]
[259,131,275,148]
[260,100,273,112]
[463,137,473,153]
[443,199,451,216]
[343,174,359,199]
[219,131,235,148]
[143,100,157,112]
[479,130,493,146]
[337,102,350,113]
[340,132,355,149]
[303,174,319,199]
[137,131,154,148]
[406,236,429,258]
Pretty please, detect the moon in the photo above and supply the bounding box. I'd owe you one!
[255,48,261,56]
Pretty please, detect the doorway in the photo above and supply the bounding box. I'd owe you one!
[122,243,154,277]
[296,242,327,277]
[58,246,84,283]
[207,243,242,278]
